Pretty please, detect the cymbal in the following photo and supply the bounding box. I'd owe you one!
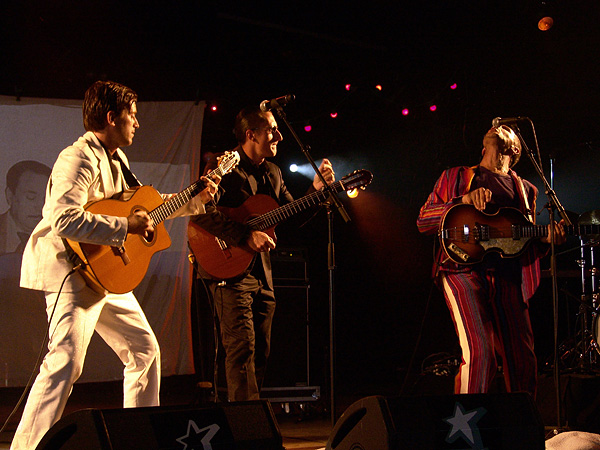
[579,209,600,240]
[579,210,600,225]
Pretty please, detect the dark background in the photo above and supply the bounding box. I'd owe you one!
[3,0,600,399]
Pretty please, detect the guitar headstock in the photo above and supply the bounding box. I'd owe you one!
[340,169,373,192]
[216,151,241,176]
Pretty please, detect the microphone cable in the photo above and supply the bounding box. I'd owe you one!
[0,264,81,435]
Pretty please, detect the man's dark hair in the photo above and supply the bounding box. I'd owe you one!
[82,81,138,132]
[233,106,271,143]
[6,160,51,194]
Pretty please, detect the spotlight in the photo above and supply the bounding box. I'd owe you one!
[538,15,553,31]
[536,1,555,31]
[290,164,298,173]
[347,188,359,198]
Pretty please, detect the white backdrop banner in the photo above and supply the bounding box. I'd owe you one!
[0,95,205,385]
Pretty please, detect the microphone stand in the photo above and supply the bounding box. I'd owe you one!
[273,105,351,426]
[514,120,572,432]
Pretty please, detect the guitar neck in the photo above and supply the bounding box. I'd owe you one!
[521,223,600,239]
[248,180,345,230]
[149,165,225,225]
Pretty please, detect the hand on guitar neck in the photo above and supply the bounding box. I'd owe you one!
[540,219,567,245]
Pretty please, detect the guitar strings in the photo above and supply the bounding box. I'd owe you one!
[246,179,344,230]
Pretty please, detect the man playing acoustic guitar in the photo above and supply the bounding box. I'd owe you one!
[190,105,335,402]
[417,124,565,397]
[10,81,219,450]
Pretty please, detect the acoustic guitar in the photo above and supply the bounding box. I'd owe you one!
[66,150,240,294]
[188,169,373,280]
[439,203,599,265]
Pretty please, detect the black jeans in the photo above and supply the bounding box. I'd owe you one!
[209,273,276,401]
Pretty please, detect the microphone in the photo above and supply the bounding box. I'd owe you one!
[492,116,529,127]
[260,94,295,112]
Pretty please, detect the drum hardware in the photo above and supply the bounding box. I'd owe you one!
[550,210,600,374]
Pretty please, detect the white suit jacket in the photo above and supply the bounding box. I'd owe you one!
[21,131,205,293]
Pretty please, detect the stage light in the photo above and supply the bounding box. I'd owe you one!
[330,112,338,118]
[375,85,382,91]
[345,84,352,91]
[290,164,298,173]
[402,108,409,116]
[538,15,554,31]
[210,104,217,111]
[430,105,437,112]
[304,124,312,132]
[536,1,555,31]
[450,83,457,90]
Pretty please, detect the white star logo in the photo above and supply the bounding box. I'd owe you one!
[444,402,488,449]
[175,420,220,450]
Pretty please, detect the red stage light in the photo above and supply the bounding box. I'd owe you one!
[538,16,553,31]
[402,108,409,116]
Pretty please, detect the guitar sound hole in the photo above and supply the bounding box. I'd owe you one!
[143,230,155,243]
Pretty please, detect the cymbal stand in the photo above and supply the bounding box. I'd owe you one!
[573,238,600,372]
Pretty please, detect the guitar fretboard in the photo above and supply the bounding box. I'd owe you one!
[517,224,600,239]
[247,179,346,230]
[149,165,228,225]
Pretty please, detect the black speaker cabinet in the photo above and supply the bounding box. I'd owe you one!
[36,400,283,450]
[326,393,544,450]
[263,248,311,389]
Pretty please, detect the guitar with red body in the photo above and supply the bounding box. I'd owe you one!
[188,169,373,280]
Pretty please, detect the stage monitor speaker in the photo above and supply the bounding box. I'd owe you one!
[36,400,283,450]
[326,393,544,450]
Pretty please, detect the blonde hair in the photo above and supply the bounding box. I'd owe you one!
[483,125,521,167]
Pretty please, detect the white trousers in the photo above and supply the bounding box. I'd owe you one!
[10,288,161,450]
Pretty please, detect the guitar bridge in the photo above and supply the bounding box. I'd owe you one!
[216,237,233,260]
[448,243,469,262]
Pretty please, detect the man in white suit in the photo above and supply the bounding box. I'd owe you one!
[10,81,219,450]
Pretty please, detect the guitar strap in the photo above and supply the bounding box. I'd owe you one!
[247,167,258,195]
[512,173,534,222]
[113,152,142,188]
